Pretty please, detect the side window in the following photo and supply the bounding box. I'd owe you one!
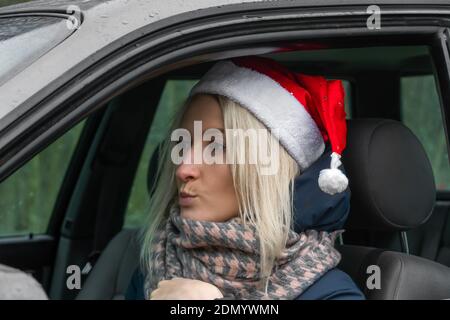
[124,79,198,227]
[400,75,450,191]
[342,80,352,118]
[0,120,86,236]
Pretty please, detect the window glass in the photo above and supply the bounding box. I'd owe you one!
[124,80,198,227]
[0,120,86,236]
[400,75,450,191]
[342,80,352,118]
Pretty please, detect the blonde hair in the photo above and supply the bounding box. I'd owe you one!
[140,93,300,294]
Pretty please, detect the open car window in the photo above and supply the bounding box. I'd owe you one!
[0,119,85,237]
[124,79,199,228]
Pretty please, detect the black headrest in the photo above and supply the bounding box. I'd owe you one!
[342,118,436,232]
[147,143,351,233]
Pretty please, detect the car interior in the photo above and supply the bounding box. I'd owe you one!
[1,40,450,300]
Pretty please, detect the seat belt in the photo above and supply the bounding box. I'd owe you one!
[81,110,138,276]
[79,78,166,278]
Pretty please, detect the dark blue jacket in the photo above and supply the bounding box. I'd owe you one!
[126,143,365,300]
[125,267,364,300]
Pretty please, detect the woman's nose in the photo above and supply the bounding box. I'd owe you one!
[176,162,200,183]
[175,147,200,183]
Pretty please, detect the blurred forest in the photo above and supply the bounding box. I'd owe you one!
[0,120,85,236]
[0,0,449,235]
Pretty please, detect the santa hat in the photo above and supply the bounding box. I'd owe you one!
[189,56,348,195]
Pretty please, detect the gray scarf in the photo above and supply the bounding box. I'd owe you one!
[144,203,342,300]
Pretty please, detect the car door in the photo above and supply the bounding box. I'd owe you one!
[0,11,81,292]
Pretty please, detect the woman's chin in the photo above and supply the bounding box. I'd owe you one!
[180,208,210,221]
[180,208,198,220]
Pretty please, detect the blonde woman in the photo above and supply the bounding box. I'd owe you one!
[126,56,364,300]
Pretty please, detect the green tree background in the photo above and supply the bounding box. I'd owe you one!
[0,121,85,236]
[401,76,450,191]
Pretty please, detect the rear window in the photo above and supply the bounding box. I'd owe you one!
[400,75,450,191]
[0,15,76,85]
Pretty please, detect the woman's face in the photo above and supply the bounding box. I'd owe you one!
[175,94,239,222]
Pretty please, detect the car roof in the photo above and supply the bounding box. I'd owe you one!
[1,0,450,13]
[0,0,449,122]
[0,0,106,13]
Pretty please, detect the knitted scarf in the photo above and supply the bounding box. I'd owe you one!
[144,203,343,300]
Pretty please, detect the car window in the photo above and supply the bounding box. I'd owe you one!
[124,79,198,228]
[400,75,450,191]
[0,15,76,86]
[124,77,352,228]
[0,120,86,237]
[342,80,352,118]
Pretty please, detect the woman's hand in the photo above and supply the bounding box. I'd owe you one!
[149,277,224,300]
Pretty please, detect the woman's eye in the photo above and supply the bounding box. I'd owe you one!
[210,142,226,159]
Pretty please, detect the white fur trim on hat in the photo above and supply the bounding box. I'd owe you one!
[189,60,325,170]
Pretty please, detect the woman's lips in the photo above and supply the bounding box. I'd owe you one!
[179,192,197,207]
